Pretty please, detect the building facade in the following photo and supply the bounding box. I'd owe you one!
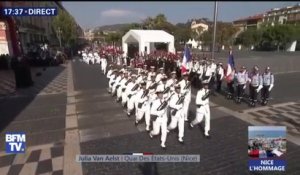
[190,19,209,35]
[0,1,82,56]
[263,3,300,25]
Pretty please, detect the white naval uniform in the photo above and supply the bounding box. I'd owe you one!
[121,79,131,105]
[198,65,204,80]
[112,75,122,95]
[191,88,210,135]
[192,62,200,73]
[156,83,169,100]
[101,58,108,74]
[167,92,184,140]
[108,74,116,92]
[166,78,177,94]
[106,69,113,79]
[147,72,156,81]
[118,78,128,100]
[155,73,163,83]
[145,80,158,123]
[150,98,168,147]
[126,81,139,112]
[136,75,144,84]
[88,53,94,64]
[204,65,213,81]
[178,79,191,121]
[135,89,150,130]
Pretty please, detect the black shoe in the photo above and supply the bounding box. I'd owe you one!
[189,123,193,130]
[205,135,211,139]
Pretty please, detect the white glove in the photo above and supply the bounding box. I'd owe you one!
[256,85,262,93]
[269,84,274,91]
[243,84,246,89]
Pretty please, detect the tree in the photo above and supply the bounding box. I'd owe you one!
[52,10,78,48]
[119,23,142,36]
[106,32,122,46]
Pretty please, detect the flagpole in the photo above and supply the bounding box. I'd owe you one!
[212,1,218,59]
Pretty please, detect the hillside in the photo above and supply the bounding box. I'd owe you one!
[94,23,133,32]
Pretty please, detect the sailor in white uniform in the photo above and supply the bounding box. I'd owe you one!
[178,72,191,121]
[149,89,169,149]
[135,81,151,131]
[167,84,185,143]
[190,80,211,138]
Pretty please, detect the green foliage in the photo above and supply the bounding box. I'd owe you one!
[236,24,299,51]
[52,9,79,47]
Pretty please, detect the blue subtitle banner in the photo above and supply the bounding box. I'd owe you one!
[249,159,286,171]
[2,7,57,16]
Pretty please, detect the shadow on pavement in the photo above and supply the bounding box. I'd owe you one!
[0,65,65,134]
[139,163,159,175]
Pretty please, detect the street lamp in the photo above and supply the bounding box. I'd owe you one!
[212,1,218,59]
[57,27,62,49]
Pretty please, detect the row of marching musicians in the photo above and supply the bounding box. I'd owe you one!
[106,65,211,149]
[80,51,109,74]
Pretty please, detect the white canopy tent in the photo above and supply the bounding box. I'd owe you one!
[122,30,175,57]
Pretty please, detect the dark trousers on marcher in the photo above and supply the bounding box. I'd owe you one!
[249,85,259,102]
[216,74,222,92]
[209,76,215,93]
[261,85,270,101]
[227,81,234,95]
[195,73,201,89]
[237,84,245,99]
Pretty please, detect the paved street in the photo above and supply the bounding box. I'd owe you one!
[0,54,300,175]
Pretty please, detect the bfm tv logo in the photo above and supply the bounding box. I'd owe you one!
[5,133,26,153]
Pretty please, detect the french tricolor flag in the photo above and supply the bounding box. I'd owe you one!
[225,50,235,81]
[181,45,192,74]
[123,152,154,155]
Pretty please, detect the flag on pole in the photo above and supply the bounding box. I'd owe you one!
[181,45,192,73]
[225,50,235,81]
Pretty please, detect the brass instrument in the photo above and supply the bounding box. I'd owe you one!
[131,84,139,91]
[176,91,188,105]
[125,79,131,86]
[163,79,179,94]
[201,90,210,101]
[163,86,170,94]
[183,81,191,90]
[141,89,149,98]
[137,89,149,108]
[149,82,158,90]
[156,93,174,111]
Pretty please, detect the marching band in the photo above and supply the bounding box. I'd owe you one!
[79,46,275,149]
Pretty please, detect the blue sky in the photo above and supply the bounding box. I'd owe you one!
[62,1,298,29]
